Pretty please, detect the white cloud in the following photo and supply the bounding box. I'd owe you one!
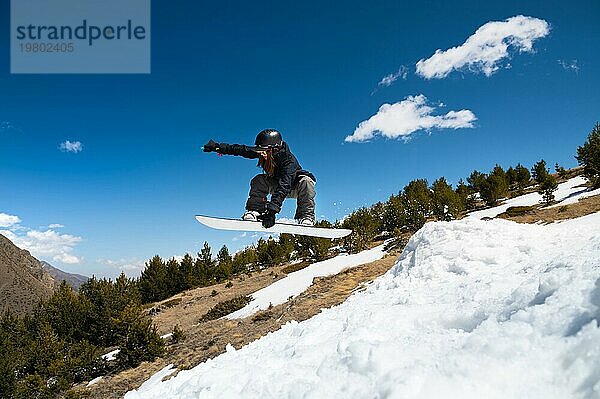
[0,229,18,241]
[345,94,476,143]
[378,66,409,87]
[97,258,146,277]
[11,229,82,264]
[59,140,83,153]
[0,213,21,228]
[48,223,64,229]
[0,212,82,264]
[558,59,579,72]
[416,15,549,79]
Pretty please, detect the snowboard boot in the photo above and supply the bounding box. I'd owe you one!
[298,217,314,227]
[242,210,261,221]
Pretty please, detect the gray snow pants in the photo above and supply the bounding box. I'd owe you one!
[245,174,316,221]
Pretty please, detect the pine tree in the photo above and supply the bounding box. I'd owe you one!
[342,207,380,252]
[514,163,531,192]
[576,122,600,188]
[196,242,215,285]
[506,166,517,189]
[491,165,507,182]
[39,281,89,342]
[255,238,269,266]
[278,234,296,261]
[179,254,195,290]
[0,313,26,397]
[467,170,487,193]
[531,159,549,185]
[294,220,333,261]
[256,237,288,266]
[138,256,168,303]
[383,193,406,233]
[369,201,386,233]
[114,303,165,369]
[455,178,475,210]
[215,245,233,281]
[403,179,432,230]
[539,174,558,204]
[555,163,567,178]
[232,246,257,274]
[480,167,509,206]
[113,273,141,310]
[164,258,182,296]
[79,276,120,345]
[431,177,463,221]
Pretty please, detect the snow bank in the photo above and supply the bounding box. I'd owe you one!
[468,176,596,219]
[126,214,600,399]
[227,244,386,319]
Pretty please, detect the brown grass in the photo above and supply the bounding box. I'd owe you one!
[147,263,291,335]
[281,260,312,274]
[497,194,600,224]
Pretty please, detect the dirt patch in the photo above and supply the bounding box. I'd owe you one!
[82,250,400,399]
[497,194,600,224]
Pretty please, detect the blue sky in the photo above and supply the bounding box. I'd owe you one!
[1,0,599,278]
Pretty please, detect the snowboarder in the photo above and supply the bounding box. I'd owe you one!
[203,129,316,228]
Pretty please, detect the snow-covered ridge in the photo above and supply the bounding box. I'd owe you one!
[468,175,600,219]
[126,214,600,398]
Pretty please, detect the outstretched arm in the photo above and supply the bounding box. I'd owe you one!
[203,139,260,159]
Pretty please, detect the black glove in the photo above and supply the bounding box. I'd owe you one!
[203,139,219,152]
[260,208,276,228]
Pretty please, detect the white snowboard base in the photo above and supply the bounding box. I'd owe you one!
[195,215,352,239]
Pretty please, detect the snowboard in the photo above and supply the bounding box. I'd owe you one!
[195,215,352,239]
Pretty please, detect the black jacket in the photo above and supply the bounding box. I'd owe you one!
[216,141,315,213]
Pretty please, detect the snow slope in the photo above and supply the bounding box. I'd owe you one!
[468,176,597,219]
[227,244,386,319]
[126,214,600,399]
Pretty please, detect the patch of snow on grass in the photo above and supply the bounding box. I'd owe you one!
[86,376,102,387]
[102,349,120,361]
[227,244,387,319]
[468,176,593,219]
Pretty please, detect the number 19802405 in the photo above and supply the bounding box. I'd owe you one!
[19,42,74,52]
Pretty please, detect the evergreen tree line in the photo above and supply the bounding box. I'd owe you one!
[138,223,335,304]
[338,160,566,252]
[0,276,164,399]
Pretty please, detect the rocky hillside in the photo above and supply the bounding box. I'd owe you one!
[41,261,88,290]
[0,234,58,314]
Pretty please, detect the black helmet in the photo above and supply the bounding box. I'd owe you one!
[255,129,282,148]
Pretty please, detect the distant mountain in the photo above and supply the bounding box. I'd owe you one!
[41,261,88,290]
[0,233,58,314]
